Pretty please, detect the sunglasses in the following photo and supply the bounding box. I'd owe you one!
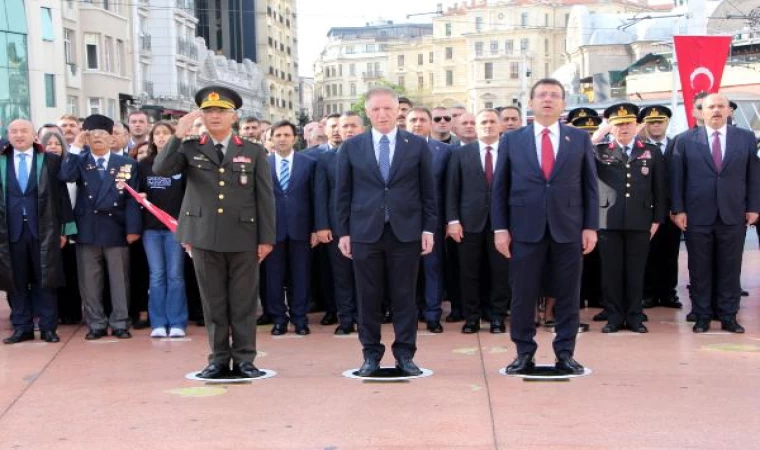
[433,116,452,123]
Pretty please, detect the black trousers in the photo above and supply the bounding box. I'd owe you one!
[445,238,461,314]
[128,241,149,321]
[685,222,745,320]
[184,253,203,322]
[597,230,650,326]
[57,241,82,323]
[457,231,510,323]
[510,232,582,358]
[352,225,420,361]
[8,223,56,332]
[580,248,602,307]
[644,220,681,300]
[327,239,356,327]
[310,244,336,314]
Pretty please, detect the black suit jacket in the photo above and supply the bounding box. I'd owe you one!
[335,129,437,243]
[446,142,493,233]
[314,147,339,232]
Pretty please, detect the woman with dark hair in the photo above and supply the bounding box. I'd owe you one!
[138,122,188,337]
[41,131,82,325]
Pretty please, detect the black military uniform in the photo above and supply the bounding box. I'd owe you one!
[595,103,667,333]
[153,86,276,379]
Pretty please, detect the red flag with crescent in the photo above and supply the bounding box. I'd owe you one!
[119,181,179,233]
[674,35,732,129]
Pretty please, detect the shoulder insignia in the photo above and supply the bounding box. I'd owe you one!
[232,135,243,146]
[241,136,262,145]
[183,135,200,142]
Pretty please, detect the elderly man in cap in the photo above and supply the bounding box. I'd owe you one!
[153,85,275,379]
[594,103,667,333]
[59,114,142,340]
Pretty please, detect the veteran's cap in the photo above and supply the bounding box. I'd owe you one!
[82,114,115,134]
[195,85,243,110]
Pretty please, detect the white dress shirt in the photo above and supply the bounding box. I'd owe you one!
[705,124,728,159]
[210,134,232,156]
[649,137,669,153]
[533,122,560,168]
[371,127,398,164]
[91,150,111,167]
[275,151,295,183]
[13,148,33,182]
[478,140,498,170]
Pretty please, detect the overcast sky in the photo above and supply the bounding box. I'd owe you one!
[296,0,445,77]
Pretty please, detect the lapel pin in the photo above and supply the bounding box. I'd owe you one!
[404,138,409,143]
[565,136,570,142]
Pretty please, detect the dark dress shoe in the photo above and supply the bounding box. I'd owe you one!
[426,321,443,333]
[41,330,60,343]
[721,318,745,333]
[418,311,426,323]
[490,320,506,334]
[505,354,535,375]
[642,313,648,322]
[256,314,273,326]
[198,362,231,379]
[396,358,423,376]
[232,361,262,378]
[461,321,480,334]
[555,356,584,375]
[3,330,34,344]
[445,312,464,323]
[195,318,205,327]
[641,297,656,309]
[112,329,132,339]
[686,312,697,322]
[741,289,749,297]
[271,323,288,335]
[132,319,150,330]
[592,310,608,322]
[382,310,393,324]
[602,323,620,333]
[85,329,107,340]
[693,318,711,333]
[320,312,338,326]
[334,324,355,335]
[628,323,648,333]
[294,324,311,336]
[660,296,682,308]
[357,358,381,377]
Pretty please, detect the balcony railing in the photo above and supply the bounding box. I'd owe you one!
[140,35,152,53]
[143,80,154,97]
[362,71,384,80]
[175,0,194,10]
[177,37,198,59]
[177,82,193,98]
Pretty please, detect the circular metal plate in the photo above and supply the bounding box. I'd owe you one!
[342,367,433,381]
[185,369,277,383]
[498,365,592,379]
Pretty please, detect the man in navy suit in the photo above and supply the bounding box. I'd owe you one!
[314,111,364,334]
[59,114,142,340]
[492,78,599,375]
[336,87,437,377]
[264,120,317,336]
[406,107,451,333]
[671,93,760,334]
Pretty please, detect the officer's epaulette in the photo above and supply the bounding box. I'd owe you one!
[183,135,200,142]
[241,136,261,145]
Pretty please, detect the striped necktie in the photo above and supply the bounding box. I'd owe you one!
[279,158,290,191]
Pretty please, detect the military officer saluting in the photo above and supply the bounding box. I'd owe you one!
[153,86,275,379]
[595,103,667,333]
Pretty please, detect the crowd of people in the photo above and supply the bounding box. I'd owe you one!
[1,79,757,379]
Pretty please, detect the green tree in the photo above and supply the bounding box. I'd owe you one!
[350,79,407,124]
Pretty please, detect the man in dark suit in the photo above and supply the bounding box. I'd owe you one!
[406,107,451,333]
[314,111,364,334]
[1,120,75,344]
[671,93,760,334]
[492,78,599,375]
[595,103,667,334]
[446,109,510,334]
[336,87,437,377]
[153,86,276,379]
[264,120,317,336]
[59,114,142,340]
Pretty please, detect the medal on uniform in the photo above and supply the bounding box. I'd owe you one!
[240,174,248,185]
[641,167,649,175]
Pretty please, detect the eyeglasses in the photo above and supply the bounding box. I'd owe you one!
[533,92,563,100]
[433,116,452,123]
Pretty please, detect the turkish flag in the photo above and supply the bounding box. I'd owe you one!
[674,35,733,129]
[119,181,179,233]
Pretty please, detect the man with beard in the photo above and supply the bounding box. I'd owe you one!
[240,116,262,144]
[397,97,413,130]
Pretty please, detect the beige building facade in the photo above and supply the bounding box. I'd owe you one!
[256,0,299,122]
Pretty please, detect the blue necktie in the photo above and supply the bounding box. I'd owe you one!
[378,135,390,183]
[97,157,106,179]
[17,153,28,193]
[279,158,290,191]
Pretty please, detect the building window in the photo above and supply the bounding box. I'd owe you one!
[445,22,452,37]
[366,44,375,53]
[429,73,434,88]
[41,8,55,41]
[349,63,355,76]
[350,83,356,96]
[429,51,434,63]
[67,96,79,116]
[545,38,549,55]
[103,0,111,11]
[545,62,550,77]
[116,39,125,75]
[510,62,519,79]
[85,34,99,70]
[366,62,372,75]
[545,13,550,26]
[88,97,101,114]
[418,75,424,89]
[521,12,529,27]
[339,84,343,95]
[339,64,343,76]
[104,36,113,72]
[485,62,493,80]
[398,75,405,88]
[345,45,354,54]
[64,29,75,64]
[374,62,380,74]
[475,42,483,57]
[398,55,404,67]
[565,13,570,26]
[475,16,483,32]
[490,40,498,55]
[505,40,514,55]
[44,74,56,107]
[520,38,529,52]
[446,70,453,86]
[485,102,493,109]
[418,53,423,65]
[107,98,117,118]
[445,47,453,59]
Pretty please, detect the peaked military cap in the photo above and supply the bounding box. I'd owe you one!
[571,116,603,130]
[604,103,640,126]
[195,85,243,110]
[566,107,599,124]
[638,105,671,123]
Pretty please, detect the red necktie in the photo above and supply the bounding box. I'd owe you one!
[541,128,554,180]
[484,146,493,187]
[711,131,722,172]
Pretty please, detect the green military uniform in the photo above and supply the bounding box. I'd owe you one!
[153,86,275,375]
[595,103,667,333]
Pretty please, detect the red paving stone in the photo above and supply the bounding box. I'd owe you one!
[1,238,760,449]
